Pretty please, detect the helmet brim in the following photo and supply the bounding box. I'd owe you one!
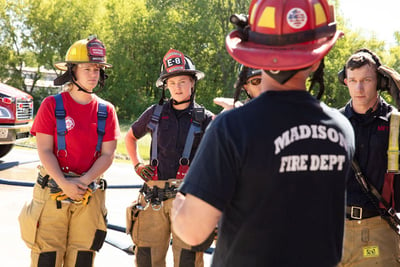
[226,30,344,71]
[54,61,113,71]
[156,70,204,88]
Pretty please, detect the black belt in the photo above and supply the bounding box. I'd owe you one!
[346,206,381,220]
[36,173,107,191]
[140,182,178,205]
[37,173,50,188]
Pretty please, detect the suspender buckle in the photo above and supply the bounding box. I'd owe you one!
[97,108,108,120]
[350,206,363,220]
[388,207,396,216]
[150,158,159,167]
[57,149,67,158]
[55,109,66,119]
[179,157,189,166]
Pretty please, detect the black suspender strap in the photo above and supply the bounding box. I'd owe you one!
[146,104,205,180]
[176,107,205,179]
[147,104,164,167]
[352,160,400,235]
[180,121,201,161]
[181,107,205,162]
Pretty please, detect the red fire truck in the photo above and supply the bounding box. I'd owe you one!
[0,82,34,158]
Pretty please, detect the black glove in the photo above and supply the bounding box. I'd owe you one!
[135,163,155,181]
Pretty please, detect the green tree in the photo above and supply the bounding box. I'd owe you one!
[0,1,31,91]
[1,0,400,120]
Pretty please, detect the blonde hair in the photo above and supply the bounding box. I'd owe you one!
[62,82,73,92]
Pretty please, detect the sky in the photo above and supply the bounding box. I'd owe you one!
[339,0,399,46]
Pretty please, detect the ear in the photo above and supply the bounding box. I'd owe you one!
[344,78,348,85]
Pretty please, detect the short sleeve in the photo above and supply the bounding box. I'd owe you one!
[30,96,56,136]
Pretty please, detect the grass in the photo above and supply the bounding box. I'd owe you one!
[18,121,151,163]
[116,121,151,162]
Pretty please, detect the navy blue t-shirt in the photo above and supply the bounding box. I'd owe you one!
[340,98,394,209]
[180,90,355,267]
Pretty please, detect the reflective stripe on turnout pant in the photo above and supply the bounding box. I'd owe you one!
[132,179,204,267]
[29,183,107,267]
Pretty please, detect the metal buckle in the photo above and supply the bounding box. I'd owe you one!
[136,202,149,211]
[388,207,396,216]
[351,206,363,220]
[152,203,162,211]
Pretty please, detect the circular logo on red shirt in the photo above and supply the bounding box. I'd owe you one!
[65,116,75,131]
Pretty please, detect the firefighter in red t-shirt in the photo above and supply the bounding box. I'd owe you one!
[18,35,120,267]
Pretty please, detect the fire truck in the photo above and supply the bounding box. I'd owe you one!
[0,82,34,158]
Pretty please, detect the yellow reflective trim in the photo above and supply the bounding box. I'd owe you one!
[363,246,380,258]
[314,3,327,25]
[250,2,259,26]
[70,47,77,56]
[257,7,276,28]
[388,111,400,172]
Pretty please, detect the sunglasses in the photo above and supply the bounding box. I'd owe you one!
[246,78,261,86]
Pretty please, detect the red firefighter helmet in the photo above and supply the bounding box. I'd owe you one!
[156,49,204,88]
[226,0,343,70]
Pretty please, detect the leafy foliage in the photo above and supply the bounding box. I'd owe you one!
[0,0,400,120]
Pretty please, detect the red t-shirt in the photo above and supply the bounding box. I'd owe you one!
[31,92,120,174]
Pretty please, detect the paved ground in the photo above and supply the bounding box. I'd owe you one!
[0,146,213,266]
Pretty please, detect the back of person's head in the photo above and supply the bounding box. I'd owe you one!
[226,0,343,90]
[226,0,342,71]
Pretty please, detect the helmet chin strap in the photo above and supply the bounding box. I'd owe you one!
[72,80,94,94]
[172,98,191,105]
[365,95,380,115]
[172,86,196,106]
[71,72,95,94]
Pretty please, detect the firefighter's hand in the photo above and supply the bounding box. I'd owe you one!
[213,97,234,111]
[59,179,88,200]
[135,163,154,181]
[377,65,400,107]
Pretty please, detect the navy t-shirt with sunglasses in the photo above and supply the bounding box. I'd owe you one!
[179,90,355,267]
